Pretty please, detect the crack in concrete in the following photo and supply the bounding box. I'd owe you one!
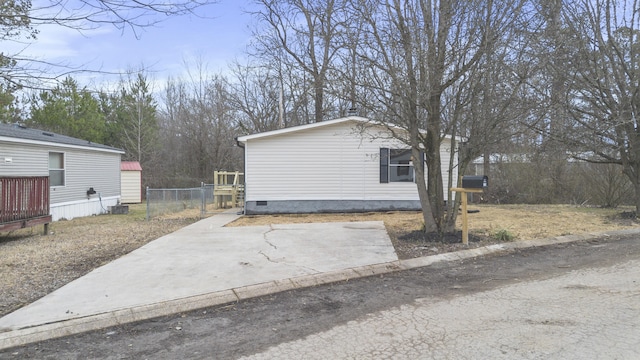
[257,250,319,272]
[263,225,278,250]
[258,251,276,263]
[258,225,280,264]
[257,225,323,273]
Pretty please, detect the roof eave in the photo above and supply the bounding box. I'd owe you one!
[236,115,461,143]
[237,116,369,143]
[0,136,125,154]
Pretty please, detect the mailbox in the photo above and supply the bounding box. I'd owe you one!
[462,175,488,189]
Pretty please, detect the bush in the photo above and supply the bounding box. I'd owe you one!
[472,156,633,207]
[492,228,515,241]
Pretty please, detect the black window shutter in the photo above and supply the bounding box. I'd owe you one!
[380,148,389,183]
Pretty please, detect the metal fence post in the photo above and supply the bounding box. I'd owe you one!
[145,186,150,221]
[201,182,205,217]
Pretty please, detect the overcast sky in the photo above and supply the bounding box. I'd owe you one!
[8,0,256,90]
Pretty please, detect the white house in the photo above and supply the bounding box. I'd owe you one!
[120,161,142,204]
[0,123,124,221]
[236,116,458,214]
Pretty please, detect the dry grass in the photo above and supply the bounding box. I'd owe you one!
[228,204,639,258]
[228,204,637,238]
[459,204,636,239]
[0,204,211,317]
[0,203,637,318]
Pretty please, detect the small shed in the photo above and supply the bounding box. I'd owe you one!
[236,116,459,214]
[120,161,142,204]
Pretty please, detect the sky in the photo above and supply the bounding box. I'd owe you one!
[8,0,258,91]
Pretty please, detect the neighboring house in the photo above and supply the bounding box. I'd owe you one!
[470,153,531,175]
[0,123,124,221]
[236,116,458,214]
[120,161,142,204]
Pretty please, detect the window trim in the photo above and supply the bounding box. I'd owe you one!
[49,151,66,187]
[380,148,417,183]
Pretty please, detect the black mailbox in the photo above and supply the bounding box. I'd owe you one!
[462,175,488,189]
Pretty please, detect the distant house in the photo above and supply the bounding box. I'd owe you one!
[120,161,142,204]
[236,116,458,214]
[0,123,124,221]
[470,153,531,175]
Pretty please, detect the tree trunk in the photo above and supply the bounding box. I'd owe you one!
[425,93,446,235]
[633,174,640,216]
[623,163,640,216]
[314,78,324,123]
[413,147,437,233]
[443,130,459,234]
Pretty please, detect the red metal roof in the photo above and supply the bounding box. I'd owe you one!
[121,161,142,171]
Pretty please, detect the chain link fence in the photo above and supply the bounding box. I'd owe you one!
[145,184,243,220]
[201,183,216,215]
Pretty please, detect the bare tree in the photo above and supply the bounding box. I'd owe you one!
[1,0,37,115]
[326,12,380,118]
[28,1,214,32]
[443,23,535,223]
[352,0,526,234]
[1,0,218,90]
[560,0,640,213]
[251,0,348,123]
[156,61,242,187]
[229,62,282,133]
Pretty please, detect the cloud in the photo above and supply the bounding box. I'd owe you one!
[4,23,116,62]
[2,0,254,92]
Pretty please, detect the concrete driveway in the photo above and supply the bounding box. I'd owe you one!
[0,210,397,339]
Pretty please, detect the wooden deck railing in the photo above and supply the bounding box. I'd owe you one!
[0,176,52,233]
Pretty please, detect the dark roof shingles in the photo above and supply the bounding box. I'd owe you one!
[0,123,123,152]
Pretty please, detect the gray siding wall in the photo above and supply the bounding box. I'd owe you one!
[50,148,121,205]
[0,143,49,177]
[0,141,121,206]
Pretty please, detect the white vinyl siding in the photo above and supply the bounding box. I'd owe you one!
[243,120,457,202]
[440,143,458,201]
[121,170,142,203]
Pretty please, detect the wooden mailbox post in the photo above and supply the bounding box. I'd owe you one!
[451,175,488,245]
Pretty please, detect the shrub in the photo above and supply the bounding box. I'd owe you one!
[493,228,515,241]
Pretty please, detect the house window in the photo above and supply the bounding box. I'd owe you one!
[380,148,415,183]
[49,152,65,187]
